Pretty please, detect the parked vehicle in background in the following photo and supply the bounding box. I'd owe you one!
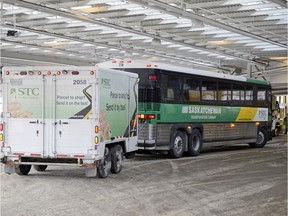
[100,60,273,158]
[0,66,138,178]
[271,110,281,136]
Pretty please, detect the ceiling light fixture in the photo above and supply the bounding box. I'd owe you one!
[43,41,69,46]
[207,40,235,45]
[151,38,161,45]
[71,5,92,10]
[269,56,288,60]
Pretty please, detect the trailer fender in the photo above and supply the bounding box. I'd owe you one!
[85,166,97,177]
[4,164,15,175]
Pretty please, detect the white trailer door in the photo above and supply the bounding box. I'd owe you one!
[5,77,45,156]
[51,76,94,157]
[127,77,138,152]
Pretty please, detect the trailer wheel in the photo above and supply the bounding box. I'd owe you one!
[110,144,123,174]
[249,128,267,148]
[15,165,31,176]
[97,147,111,178]
[188,129,202,156]
[33,165,47,172]
[168,130,185,158]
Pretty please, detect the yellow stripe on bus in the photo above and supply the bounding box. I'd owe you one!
[235,107,258,122]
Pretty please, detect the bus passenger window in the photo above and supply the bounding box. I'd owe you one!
[257,89,266,106]
[245,86,254,105]
[167,76,181,101]
[189,90,200,101]
[202,81,216,101]
[183,79,200,102]
[246,91,253,100]
[232,85,245,101]
[167,88,175,100]
[218,82,231,102]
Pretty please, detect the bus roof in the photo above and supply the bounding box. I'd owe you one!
[99,60,270,86]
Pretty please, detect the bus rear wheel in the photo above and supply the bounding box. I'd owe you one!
[188,129,202,156]
[15,165,31,175]
[168,130,185,158]
[249,128,267,148]
[33,165,47,172]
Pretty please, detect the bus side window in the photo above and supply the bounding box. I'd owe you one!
[245,85,254,105]
[257,88,266,106]
[167,76,181,101]
[189,90,200,101]
[202,80,217,101]
[232,84,245,105]
[218,82,232,102]
[167,88,175,100]
[183,79,200,102]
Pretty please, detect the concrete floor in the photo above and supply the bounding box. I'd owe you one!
[1,135,287,216]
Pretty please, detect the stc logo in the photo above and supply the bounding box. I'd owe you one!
[10,88,40,98]
[257,109,268,120]
[101,78,111,87]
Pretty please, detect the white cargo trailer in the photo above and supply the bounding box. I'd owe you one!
[0,66,138,178]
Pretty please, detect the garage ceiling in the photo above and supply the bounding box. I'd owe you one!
[1,0,287,92]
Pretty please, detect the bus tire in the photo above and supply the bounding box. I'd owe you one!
[33,165,47,172]
[249,128,267,148]
[15,165,31,176]
[110,144,123,174]
[97,147,111,178]
[168,130,185,158]
[188,129,202,156]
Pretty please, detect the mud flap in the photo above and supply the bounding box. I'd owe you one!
[4,164,15,174]
[85,167,97,177]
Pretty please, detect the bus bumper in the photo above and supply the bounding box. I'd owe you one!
[137,140,156,150]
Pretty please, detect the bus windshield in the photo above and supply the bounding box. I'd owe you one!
[114,68,161,103]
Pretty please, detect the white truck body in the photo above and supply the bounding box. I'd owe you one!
[0,66,138,178]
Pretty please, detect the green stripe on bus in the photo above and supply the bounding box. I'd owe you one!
[138,103,269,124]
[160,104,240,123]
[246,78,270,85]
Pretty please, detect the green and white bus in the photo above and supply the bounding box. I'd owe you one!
[100,60,272,158]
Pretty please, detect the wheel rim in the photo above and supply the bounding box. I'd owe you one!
[256,131,264,144]
[192,135,200,150]
[115,151,122,169]
[174,136,183,153]
[103,148,110,171]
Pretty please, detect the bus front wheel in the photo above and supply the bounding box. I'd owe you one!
[168,130,185,158]
[249,128,267,148]
[188,129,202,156]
